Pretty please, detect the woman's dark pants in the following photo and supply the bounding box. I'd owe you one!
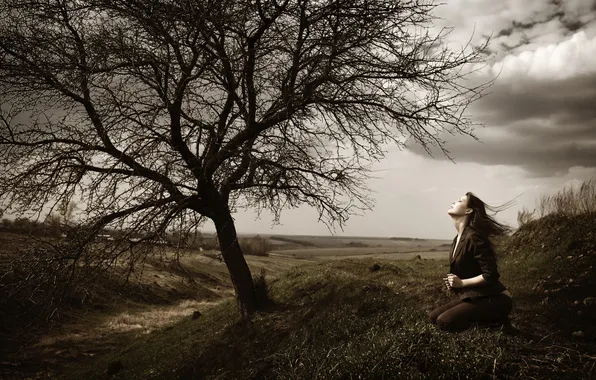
[429,294,513,332]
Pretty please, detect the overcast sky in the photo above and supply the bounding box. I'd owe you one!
[230,0,596,239]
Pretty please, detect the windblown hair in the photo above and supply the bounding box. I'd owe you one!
[465,192,512,241]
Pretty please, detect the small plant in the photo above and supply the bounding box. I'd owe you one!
[252,268,272,310]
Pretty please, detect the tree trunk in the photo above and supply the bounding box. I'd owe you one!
[213,210,258,316]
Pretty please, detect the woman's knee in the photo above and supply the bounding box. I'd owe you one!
[428,310,440,324]
[435,313,451,330]
[436,313,467,332]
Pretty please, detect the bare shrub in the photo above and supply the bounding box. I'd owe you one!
[252,268,272,309]
[0,223,162,335]
[201,236,220,251]
[239,236,271,257]
[1,239,97,331]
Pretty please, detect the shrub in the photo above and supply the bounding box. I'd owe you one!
[201,236,220,251]
[239,235,271,256]
[252,268,272,309]
[348,241,368,247]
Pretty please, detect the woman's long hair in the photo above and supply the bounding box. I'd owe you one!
[465,192,512,241]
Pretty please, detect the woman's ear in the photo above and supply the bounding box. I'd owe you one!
[465,208,473,215]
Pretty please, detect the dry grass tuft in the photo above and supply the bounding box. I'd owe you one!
[517,178,596,226]
[516,206,535,227]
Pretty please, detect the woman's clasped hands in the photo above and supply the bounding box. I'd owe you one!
[444,273,463,290]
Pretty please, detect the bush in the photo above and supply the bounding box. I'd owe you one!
[0,216,63,237]
[252,268,272,309]
[200,236,220,251]
[348,241,368,247]
[0,241,95,337]
[239,235,271,256]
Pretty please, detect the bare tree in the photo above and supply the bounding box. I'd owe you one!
[0,0,490,314]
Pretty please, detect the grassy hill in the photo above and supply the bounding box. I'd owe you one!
[0,243,309,379]
[64,212,596,380]
[500,212,596,340]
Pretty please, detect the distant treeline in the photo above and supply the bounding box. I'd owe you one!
[0,218,271,256]
[389,237,427,241]
[269,236,317,247]
[0,217,62,237]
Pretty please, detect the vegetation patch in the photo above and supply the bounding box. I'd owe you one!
[500,212,596,341]
[69,234,596,379]
[6,181,596,379]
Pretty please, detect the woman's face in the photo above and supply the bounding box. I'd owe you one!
[448,194,470,216]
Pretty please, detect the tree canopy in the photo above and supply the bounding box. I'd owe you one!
[0,0,491,314]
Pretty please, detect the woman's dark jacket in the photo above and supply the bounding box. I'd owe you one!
[449,226,507,300]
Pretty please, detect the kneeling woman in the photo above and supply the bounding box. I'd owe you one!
[429,192,513,332]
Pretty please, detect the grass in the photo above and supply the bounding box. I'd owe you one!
[5,177,596,379]
[0,244,312,380]
[499,212,596,340]
[101,300,222,334]
[65,216,596,380]
[518,178,596,225]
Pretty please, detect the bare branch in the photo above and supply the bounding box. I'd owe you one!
[0,0,493,314]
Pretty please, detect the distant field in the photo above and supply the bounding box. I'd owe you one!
[192,232,453,260]
[261,234,453,261]
[230,234,451,261]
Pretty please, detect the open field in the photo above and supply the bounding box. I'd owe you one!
[61,211,596,379]
[4,178,596,379]
[243,233,452,260]
[269,241,451,261]
[1,232,452,379]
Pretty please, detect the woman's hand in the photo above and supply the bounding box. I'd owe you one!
[443,273,464,289]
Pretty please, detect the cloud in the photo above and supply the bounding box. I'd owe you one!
[408,24,596,178]
[487,31,596,81]
[409,130,596,178]
[475,73,596,125]
[434,0,596,57]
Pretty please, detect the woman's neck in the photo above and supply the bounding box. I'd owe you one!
[452,216,469,237]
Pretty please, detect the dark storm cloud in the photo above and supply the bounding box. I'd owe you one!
[406,0,596,178]
[493,8,564,42]
[499,36,531,53]
[485,0,596,57]
[560,17,585,33]
[475,74,596,126]
[409,130,596,178]
[407,71,596,178]
[493,0,593,36]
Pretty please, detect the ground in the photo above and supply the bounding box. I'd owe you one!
[2,218,596,379]
[0,233,450,379]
